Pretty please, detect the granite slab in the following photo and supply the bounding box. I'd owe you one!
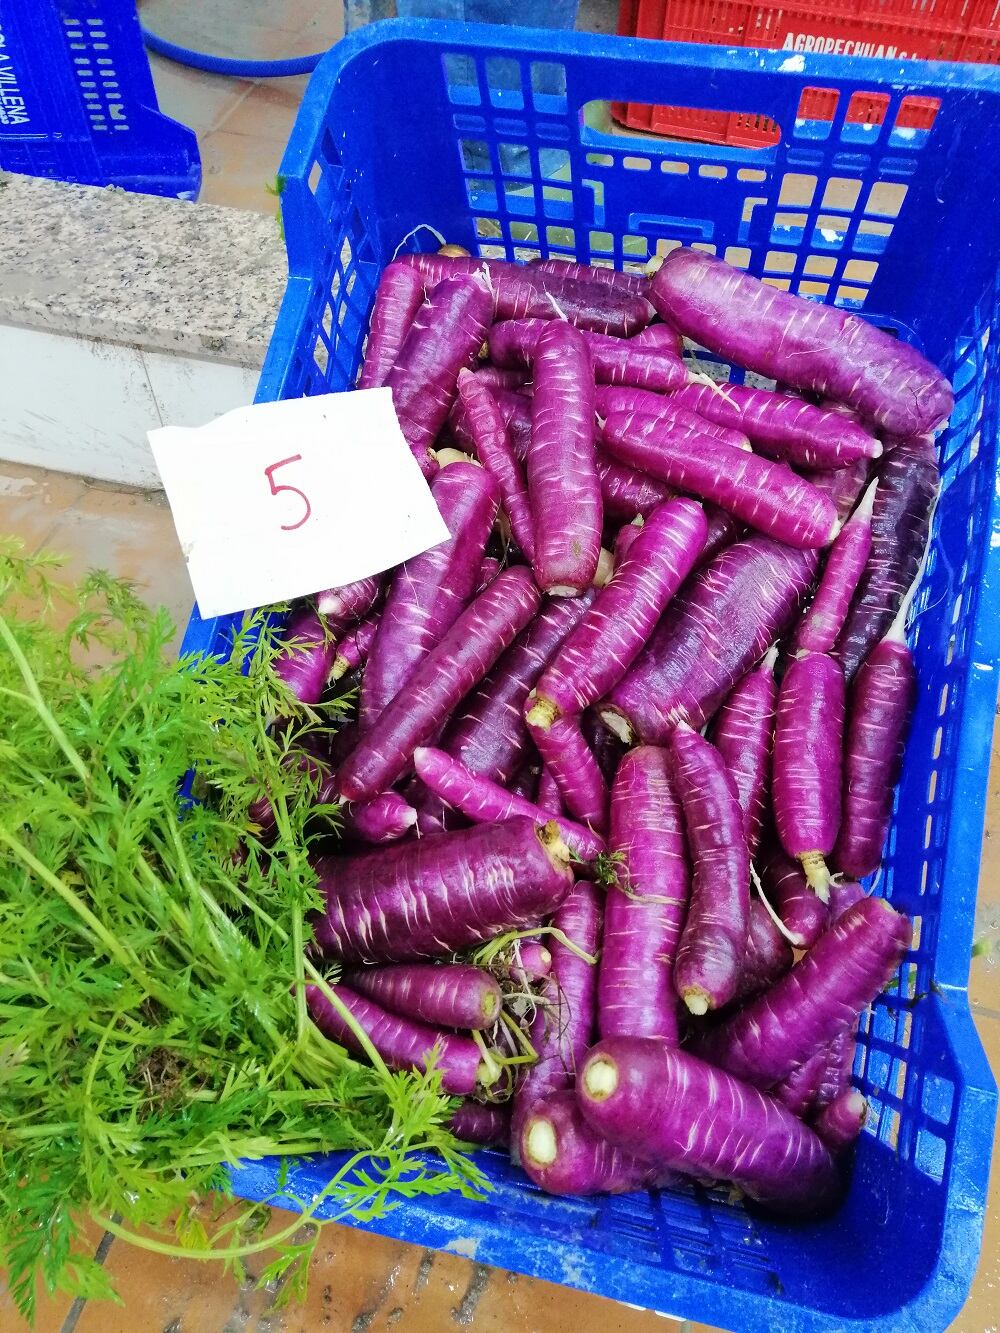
[0,171,286,367]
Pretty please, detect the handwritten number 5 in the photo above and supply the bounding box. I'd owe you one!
[264,455,312,531]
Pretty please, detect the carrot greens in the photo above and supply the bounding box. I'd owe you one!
[0,544,484,1323]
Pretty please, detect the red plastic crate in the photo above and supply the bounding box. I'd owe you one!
[613,0,1000,145]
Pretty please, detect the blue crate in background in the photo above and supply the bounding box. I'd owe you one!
[0,0,199,197]
[180,20,1000,1332]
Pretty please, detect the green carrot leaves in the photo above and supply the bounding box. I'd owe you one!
[0,544,482,1322]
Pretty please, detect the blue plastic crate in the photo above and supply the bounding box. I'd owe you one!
[0,0,199,197]
[179,20,1000,1332]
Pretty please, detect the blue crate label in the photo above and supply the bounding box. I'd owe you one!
[0,26,29,129]
[148,389,449,618]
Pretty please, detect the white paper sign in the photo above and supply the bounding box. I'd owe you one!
[148,389,449,618]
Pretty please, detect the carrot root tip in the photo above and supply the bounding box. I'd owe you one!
[525,1117,558,1167]
[536,820,572,869]
[526,695,559,730]
[583,1055,618,1101]
[594,547,615,587]
[799,850,832,904]
[683,988,711,1017]
[599,709,635,745]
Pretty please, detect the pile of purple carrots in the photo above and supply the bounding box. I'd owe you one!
[270,244,950,1216]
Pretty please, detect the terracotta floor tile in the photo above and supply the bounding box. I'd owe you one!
[0,461,89,557]
[148,52,255,139]
[140,0,301,60]
[223,1216,703,1333]
[950,1012,1000,1331]
[295,3,346,48]
[198,130,288,213]
[0,1217,110,1333]
[215,80,309,151]
[577,0,620,32]
[0,1278,77,1333]
[44,481,194,656]
[971,721,1000,1009]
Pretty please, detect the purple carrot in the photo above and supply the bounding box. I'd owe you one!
[695,897,912,1089]
[631,321,683,356]
[602,410,839,550]
[793,480,877,656]
[443,593,595,787]
[536,765,563,816]
[527,714,609,833]
[527,498,707,728]
[506,758,540,803]
[806,457,872,523]
[274,606,337,705]
[313,816,575,963]
[448,1100,510,1148]
[835,435,938,680]
[401,776,456,838]
[532,256,655,309]
[813,1090,867,1153]
[339,792,416,845]
[833,619,917,877]
[455,386,670,520]
[708,647,777,858]
[398,252,651,336]
[580,708,626,786]
[773,651,846,901]
[670,382,882,468]
[613,517,643,564]
[595,385,751,452]
[412,746,605,861]
[338,567,539,801]
[599,745,689,1043]
[489,318,686,392]
[514,882,603,1132]
[829,878,867,920]
[306,983,486,1095]
[650,247,954,435]
[519,1092,678,1196]
[670,724,750,1014]
[331,611,380,682]
[476,555,501,593]
[773,1048,828,1118]
[385,273,492,475]
[697,504,741,569]
[815,1031,857,1109]
[344,962,502,1030]
[596,452,673,519]
[360,460,500,729]
[514,940,553,982]
[316,574,381,623]
[456,370,535,561]
[358,261,426,390]
[450,384,531,460]
[528,322,602,595]
[600,535,818,743]
[734,898,793,1004]
[472,364,530,392]
[761,844,830,949]
[578,1038,841,1216]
